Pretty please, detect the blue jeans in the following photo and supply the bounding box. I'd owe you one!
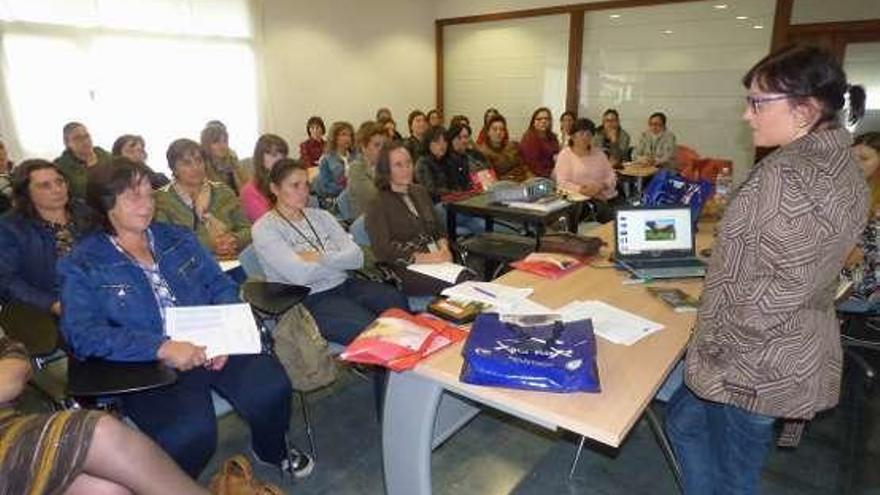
[121,354,292,477]
[303,277,409,345]
[665,386,776,495]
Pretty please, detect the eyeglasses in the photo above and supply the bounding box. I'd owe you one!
[745,94,791,114]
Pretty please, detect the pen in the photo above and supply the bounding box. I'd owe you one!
[473,286,497,298]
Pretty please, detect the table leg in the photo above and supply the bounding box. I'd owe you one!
[383,371,480,495]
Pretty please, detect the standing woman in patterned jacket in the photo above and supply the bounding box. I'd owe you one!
[665,45,868,495]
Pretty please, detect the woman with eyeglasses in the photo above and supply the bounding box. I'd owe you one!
[518,107,560,178]
[592,109,632,166]
[634,112,677,168]
[666,45,868,494]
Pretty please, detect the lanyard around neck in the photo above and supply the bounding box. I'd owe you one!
[275,208,325,252]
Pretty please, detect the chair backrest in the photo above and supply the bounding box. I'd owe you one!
[238,245,265,280]
[0,303,60,358]
[349,215,370,247]
[336,188,353,221]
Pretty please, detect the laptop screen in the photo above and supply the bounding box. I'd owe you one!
[615,207,694,258]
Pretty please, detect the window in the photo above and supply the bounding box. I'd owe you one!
[0,0,257,173]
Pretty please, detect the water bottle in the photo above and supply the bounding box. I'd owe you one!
[714,165,732,215]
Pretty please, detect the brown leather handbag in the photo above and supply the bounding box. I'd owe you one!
[209,455,284,495]
[538,232,605,257]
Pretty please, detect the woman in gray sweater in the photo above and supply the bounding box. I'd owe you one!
[252,159,407,344]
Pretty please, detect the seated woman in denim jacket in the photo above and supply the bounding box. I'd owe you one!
[58,159,313,479]
[0,159,95,315]
[316,121,357,198]
[253,159,408,345]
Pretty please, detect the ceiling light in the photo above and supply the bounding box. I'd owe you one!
[662,29,674,34]
[713,4,729,9]
[736,15,749,20]
[609,14,621,19]
[752,24,764,29]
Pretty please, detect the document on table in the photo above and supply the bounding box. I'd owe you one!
[440,281,551,315]
[407,262,467,284]
[503,198,570,213]
[556,300,664,346]
[164,303,261,359]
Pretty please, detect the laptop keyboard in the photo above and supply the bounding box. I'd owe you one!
[636,266,706,279]
[630,258,705,268]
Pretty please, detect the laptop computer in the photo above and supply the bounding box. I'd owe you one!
[614,206,706,279]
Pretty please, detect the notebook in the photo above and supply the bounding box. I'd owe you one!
[614,206,706,280]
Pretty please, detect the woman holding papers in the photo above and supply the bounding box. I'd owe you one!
[252,158,408,344]
[365,142,464,296]
[58,159,314,479]
[666,46,868,494]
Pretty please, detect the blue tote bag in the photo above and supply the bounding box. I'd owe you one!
[460,313,601,393]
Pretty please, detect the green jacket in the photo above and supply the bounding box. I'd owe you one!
[54,147,113,199]
[153,181,252,252]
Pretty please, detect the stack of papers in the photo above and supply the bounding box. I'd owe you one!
[555,300,664,345]
[165,303,262,358]
[441,281,552,316]
[408,262,467,284]
[504,197,570,212]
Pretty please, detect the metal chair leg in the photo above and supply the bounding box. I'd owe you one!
[298,390,317,459]
[568,435,587,478]
[645,405,684,493]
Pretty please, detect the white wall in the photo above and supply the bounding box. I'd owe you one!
[791,0,880,24]
[259,0,435,147]
[579,0,774,184]
[444,15,569,139]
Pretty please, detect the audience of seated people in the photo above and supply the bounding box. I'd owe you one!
[200,121,249,195]
[347,121,388,220]
[553,118,618,223]
[54,122,113,199]
[634,111,677,168]
[240,133,289,222]
[316,121,356,199]
[299,116,326,169]
[0,139,12,212]
[403,110,429,162]
[0,160,95,314]
[111,134,170,189]
[476,114,530,182]
[558,110,576,148]
[0,335,209,495]
[154,138,251,260]
[252,158,408,344]
[519,107,560,178]
[9,97,879,490]
[593,108,632,167]
[59,159,314,479]
[365,142,462,296]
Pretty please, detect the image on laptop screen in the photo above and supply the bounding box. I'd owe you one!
[616,207,693,257]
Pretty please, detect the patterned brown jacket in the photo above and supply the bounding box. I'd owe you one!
[685,128,868,442]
